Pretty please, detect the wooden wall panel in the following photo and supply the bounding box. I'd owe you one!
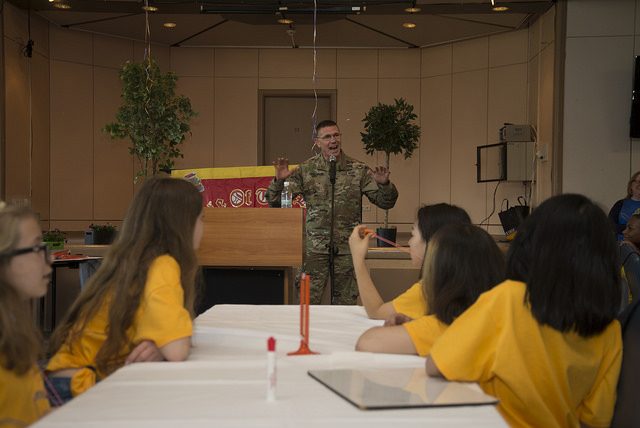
[420,75,452,205]
[50,60,93,220]
[214,77,258,166]
[215,48,258,77]
[174,76,215,169]
[93,67,133,220]
[31,52,50,221]
[451,69,488,223]
[4,37,30,202]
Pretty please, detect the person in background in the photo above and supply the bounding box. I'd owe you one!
[266,120,398,305]
[609,170,640,240]
[427,194,622,427]
[348,203,471,322]
[0,203,52,425]
[47,177,204,400]
[355,224,504,356]
[622,211,640,251]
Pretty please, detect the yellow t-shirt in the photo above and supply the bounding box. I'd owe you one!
[430,280,622,428]
[47,255,193,396]
[402,315,448,357]
[0,364,50,427]
[391,282,427,319]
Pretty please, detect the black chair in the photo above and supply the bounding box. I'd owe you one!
[611,298,640,427]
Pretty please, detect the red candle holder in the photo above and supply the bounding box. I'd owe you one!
[288,273,318,356]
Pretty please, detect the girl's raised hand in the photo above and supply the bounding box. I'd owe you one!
[349,225,374,262]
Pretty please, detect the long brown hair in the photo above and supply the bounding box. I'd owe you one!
[0,205,43,375]
[422,224,504,324]
[50,177,203,375]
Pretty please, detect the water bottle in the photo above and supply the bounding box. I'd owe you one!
[281,181,292,208]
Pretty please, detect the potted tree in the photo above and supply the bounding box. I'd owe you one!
[104,58,197,181]
[361,98,421,247]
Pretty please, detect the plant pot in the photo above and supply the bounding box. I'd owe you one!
[92,230,116,245]
[375,227,397,248]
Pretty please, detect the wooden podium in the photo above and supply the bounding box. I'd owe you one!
[197,208,304,303]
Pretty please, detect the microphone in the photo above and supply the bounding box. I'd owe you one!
[329,155,336,184]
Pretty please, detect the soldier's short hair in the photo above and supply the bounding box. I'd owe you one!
[315,120,338,133]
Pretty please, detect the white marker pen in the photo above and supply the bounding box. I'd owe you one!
[267,336,277,402]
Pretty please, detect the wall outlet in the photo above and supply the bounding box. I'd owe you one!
[536,144,548,162]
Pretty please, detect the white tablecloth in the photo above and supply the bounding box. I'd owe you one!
[34,305,506,427]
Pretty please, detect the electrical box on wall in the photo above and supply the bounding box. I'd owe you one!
[476,124,535,183]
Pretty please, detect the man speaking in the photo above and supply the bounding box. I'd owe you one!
[266,120,398,305]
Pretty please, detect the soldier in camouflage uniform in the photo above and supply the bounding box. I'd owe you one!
[266,120,398,305]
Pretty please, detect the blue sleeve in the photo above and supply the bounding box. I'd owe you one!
[609,199,625,234]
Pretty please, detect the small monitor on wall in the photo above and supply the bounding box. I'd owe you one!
[631,56,640,138]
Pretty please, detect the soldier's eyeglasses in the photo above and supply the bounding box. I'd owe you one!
[5,243,51,264]
[317,133,341,141]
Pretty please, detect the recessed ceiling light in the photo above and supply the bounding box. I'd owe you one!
[142,5,158,12]
[404,6,421,13]
[163,22,177,28]
[48,0,55,2]
[492,6,509,12]
[277,18,294,25]
[53,2,71,9]
[402,22,417,29]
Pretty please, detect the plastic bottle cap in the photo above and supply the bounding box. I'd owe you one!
[267,336,276,352]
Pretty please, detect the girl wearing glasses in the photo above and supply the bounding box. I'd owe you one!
[0,204,52,425]
[47,177,204,400]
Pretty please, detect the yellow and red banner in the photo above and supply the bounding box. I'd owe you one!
[172,166,304,208]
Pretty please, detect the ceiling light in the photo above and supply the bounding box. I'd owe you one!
[163,22,177,28]
[48,0,55,2]
[53,2,71,9]
[402,22,416,29]
[142,5,158,12]
[278,18,294,24]
[404,6,421,13]
[492,6,509,12]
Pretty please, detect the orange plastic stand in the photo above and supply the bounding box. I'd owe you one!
[288,273,319,355]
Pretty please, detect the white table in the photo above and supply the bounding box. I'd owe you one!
[34,305,506,427]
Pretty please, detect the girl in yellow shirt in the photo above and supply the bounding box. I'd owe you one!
[47,177,204,399]
[0,204,52,426]
[348,203,471,321]
[427,194,623,428]
[355,223,504,355]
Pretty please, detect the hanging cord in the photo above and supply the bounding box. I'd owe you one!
[143,0,154,174]
[310,0,318,146]
[478,180,501,227]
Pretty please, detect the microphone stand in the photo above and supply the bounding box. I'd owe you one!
[328,156,336,305]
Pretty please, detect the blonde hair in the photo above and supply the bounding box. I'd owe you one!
[0,205,43,374]
[50,177,203,375]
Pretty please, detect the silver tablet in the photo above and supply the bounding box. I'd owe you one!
[308,368,498,410]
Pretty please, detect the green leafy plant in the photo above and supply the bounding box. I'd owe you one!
[43,229,65,242]
[361,98,421,228]
[43,229,65,250]
[103,58,197,181]
[89,223,117,245]
[89,223,116,234]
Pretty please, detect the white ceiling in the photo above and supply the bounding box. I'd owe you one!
[8,0,555,48]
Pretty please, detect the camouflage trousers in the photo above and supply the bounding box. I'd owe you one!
[300,253,358,305]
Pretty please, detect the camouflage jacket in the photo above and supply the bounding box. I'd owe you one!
[266,152,398,255]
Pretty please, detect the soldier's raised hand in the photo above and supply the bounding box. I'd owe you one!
[273,157,293,181]
[369,166,390,185]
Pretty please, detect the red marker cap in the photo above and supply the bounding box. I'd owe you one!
[267,336,276,352]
